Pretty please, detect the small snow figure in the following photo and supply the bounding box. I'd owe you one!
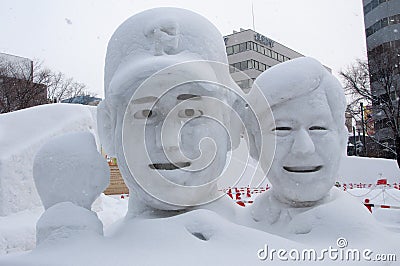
[33,132,110,245]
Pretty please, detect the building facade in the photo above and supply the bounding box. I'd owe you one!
[363,0,400,158]
[224,29,304,92]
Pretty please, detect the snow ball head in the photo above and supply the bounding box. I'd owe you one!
[33,132,110,210]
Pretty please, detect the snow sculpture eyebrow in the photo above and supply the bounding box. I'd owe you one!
[132,96,158,104]
[177,94,201,101]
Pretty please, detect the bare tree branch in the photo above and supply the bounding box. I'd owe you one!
[1,58,97,113]
[340,51,400,168]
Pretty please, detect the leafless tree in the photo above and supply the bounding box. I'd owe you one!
[0,58,95,113]
[46,71,90,103]
[340,50,400,168]
[0,58,47,113]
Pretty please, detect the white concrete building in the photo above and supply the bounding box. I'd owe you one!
[224,29,304,92]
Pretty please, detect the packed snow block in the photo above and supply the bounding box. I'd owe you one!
[0,103,98,216]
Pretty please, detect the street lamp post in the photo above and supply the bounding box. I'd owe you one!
[353,126,357,156]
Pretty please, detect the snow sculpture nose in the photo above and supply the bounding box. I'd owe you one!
[291,128,315,155]
[155,119,180,151]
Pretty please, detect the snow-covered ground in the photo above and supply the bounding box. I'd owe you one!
[0,194,129,255]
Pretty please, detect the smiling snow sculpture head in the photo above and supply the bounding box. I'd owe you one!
[252,57,348,206]
[97,8,242,213]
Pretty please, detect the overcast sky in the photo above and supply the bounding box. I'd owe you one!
[0,0,367,98]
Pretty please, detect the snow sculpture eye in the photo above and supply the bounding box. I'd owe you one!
[309,126,327,131]
[274,127,292,131]
[134,109,155,119]
[178,109,203,118]
[272,126,292,137]
[272,126,292,136]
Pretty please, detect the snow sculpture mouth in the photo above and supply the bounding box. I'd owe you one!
[149,162,191,170]
[283,165,323,173]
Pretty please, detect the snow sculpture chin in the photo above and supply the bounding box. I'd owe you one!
[97,8,243,213]
[248,57,348,207]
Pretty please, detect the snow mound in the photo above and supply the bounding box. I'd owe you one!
[0,207,43,255]
[338,156,400,184]
[36,202,103,245]
[0,209,308,266]
[0,103,98,216]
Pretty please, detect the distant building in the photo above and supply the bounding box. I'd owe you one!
[224,28,304,92]
[0,53,47,113]
[362,0,400,158]
[61,95,102,106]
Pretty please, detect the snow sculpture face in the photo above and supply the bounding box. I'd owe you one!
[97,8,243,210]
[250,57,348,205]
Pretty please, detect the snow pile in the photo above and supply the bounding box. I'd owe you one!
[0,207,43,255]
[93,194,128,231]
[0,194,128,255]
[1,209,308,266]
[338,156,400,184]
[0,103,98,216]
[36,202,104,245]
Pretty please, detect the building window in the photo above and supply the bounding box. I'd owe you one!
[229,59,271,73]
[233,44,240,54]
[239,43,246,52]
[264,48,271,57]
[225,40,290,63]
[240,61,248,70]
[246,41,253,50]
[364,0,389,16]
[366,13,400,37]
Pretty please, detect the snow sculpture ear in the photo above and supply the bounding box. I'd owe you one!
[97,100,116,156]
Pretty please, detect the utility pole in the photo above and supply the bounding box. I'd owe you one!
[360,102,367,156]
[252,2,256,31]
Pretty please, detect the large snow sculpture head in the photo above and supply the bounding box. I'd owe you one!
[250,57,348,205]
[97,8,242,211]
